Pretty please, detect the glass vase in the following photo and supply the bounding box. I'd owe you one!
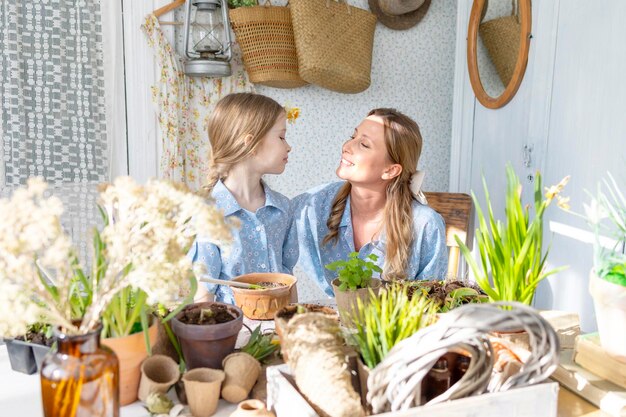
[40,324,119,417]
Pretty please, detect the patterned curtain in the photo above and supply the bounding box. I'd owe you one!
[0,0,108,186]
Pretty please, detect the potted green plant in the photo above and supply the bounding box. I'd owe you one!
[352,285,438,369]
[4,322,54,374]
[171,301,243,370]
[221,324,278,403]
[326,252,383,326]
[405,280,489,313]
[456,164,570,306]
[0,177,232,412]
[580,173,626,361]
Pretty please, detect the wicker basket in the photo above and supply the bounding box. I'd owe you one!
[290,0,377,94]
[230,2,307,89]
[479,15,520,88]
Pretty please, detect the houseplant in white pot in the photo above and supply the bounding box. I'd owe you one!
[581,174,626,361]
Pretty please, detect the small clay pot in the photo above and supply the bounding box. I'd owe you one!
[221,352,261,403]
[229,399,275,417]
[182,368,225,417]
[230,273,298,320]
[171,302,243,369]
[332,278,382,327]
[138,354,180,402]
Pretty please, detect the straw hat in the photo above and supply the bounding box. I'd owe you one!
[368,0,431,30]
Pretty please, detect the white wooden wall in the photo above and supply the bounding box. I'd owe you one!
[451,0,626,332]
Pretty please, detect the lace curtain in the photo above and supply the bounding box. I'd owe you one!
[0,0,109,186]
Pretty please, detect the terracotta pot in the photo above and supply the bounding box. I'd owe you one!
[274,304,339,360]
[102,323,158,406]
[589,269,626,361]
[331,278,382,327]
[221,352,261,403]
[230,399,275,417]
[231,273,298,320]
[183,368,225,417]
[138,354,180,402]
[171,301,243,369]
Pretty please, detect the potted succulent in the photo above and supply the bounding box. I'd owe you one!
[171,301,243,370]
[221,324,278,403]
[456,164,570,306]
[326,252,383,326]
[580,174,626,361]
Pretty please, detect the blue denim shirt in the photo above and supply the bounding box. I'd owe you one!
[292,181,448,296]
[189,180,299,303]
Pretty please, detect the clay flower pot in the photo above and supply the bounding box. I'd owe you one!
[221,352,261,403]
[589,269,626,361]
[138,354,181,402]
[171,301,243,369]
[182,368,225,417]
[230,399,276,417]
[102,323,158,405]
[231,273,298,320]
[331,278,382,327]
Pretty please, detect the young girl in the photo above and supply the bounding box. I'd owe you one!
[293,108,448,296]
[189,93,298,303]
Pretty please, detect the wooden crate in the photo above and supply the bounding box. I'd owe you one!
[266,364,559,417]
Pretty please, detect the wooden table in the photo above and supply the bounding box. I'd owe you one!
[558,387,612,417]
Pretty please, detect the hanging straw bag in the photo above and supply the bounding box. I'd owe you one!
[230,0,307,88]
[290,0,377,94]
[479,0,521,88]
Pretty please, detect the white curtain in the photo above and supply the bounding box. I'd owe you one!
[0,0,109,186]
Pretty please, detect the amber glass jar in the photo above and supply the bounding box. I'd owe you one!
[40,324,119,417]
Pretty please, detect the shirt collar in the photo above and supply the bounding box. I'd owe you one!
[212,180,287,216]
[339,195,352,228]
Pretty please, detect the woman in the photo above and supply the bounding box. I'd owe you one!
[293,108,448,296]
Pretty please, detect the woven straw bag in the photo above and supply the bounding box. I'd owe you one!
[230,1,307,89]
[290,0,377,94]
[479,0,520,87]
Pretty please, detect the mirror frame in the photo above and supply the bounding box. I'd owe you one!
[467,0,532,109]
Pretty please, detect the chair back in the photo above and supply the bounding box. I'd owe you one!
[423,192,473,279]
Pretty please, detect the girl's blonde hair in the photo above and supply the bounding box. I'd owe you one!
[205,93,285,193]
[323,108,423,280]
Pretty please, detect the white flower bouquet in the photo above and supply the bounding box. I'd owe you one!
[0,177,233,338]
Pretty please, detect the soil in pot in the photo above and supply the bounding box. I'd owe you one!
[256,282,287,289]
[405,280,487,311]
[172,302,243,370]
[177,303,237,325]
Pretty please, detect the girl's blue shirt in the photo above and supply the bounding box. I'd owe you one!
[189,180,299,303]
[292,181,448,296]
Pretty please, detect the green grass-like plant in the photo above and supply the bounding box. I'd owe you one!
[455,164,569,305]
[351,285,437,368]
[325,252,382,291]
[241,325,278,363]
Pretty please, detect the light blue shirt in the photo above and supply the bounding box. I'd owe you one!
[189,180,299,303]
[292,181,448,296]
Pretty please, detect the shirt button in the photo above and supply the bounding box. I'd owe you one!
[256,226,261,232]
[260,263,266,269]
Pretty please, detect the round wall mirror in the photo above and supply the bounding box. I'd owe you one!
[467,0,532,109]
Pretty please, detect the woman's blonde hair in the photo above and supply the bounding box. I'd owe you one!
[205,93,285,193]
[323,108,423,280]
